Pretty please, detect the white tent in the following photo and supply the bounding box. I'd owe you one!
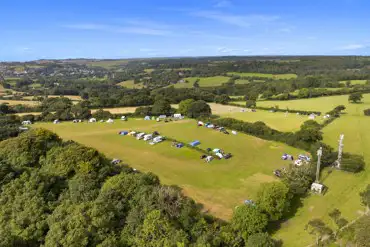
[106,118,114,123]
[89,118,97,123]
[308,114,316,120]
[206,156,214,163]
[144,116,151,120]
[215,153,223,159]
[121,116,127,121]
[173,113,182,118]
[232,130,237,135]
[53,119,60,124]
[22,120,32,125]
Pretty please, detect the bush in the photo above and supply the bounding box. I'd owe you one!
[187,100,212,118]
[364,109,370,116]
[340,154,365,173]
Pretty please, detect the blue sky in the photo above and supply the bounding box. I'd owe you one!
[1,0,370,61]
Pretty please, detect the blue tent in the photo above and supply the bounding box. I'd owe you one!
[119,131,128,135]
[189,140,201,147]
[176,143,184,148]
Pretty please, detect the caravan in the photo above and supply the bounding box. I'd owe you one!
[143,134,153,141]
[136,132,146,140]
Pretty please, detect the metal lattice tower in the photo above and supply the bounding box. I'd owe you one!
[315,147,323,183]
[337,134,344,169]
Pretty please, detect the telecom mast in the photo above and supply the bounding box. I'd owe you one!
[315,147,323,183]
[336,134,344,169]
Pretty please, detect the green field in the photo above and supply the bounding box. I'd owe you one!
[249,94,370,114]
[0,99,39,106]
[227,72,297,80]
[223,111,323,132]
[235,79,250,84]
[118,80,145,89]
[36,119,305,219]
[174,76,230,88]
[340,80,368,85]
[273,95,370,246]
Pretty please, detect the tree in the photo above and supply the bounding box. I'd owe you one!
[193,79,200,88]
[215,94,230,105]
[340,154,365,173]
[305,219,333,246]
[349,93,363,103]
[151,99,172,115]
[296,121,323,143]
[134,210,188,247]
[187,100,212,118]
[360,185,370,208]
[353,215,370,247]
[231,204,268,242]
[71,101,91,119]
[246,100,256,108]
[0,104,11,114]
[256,182,291,221]
[178,99,195,115]
[282,164,315,196]
[246,233,276,247]
[92,109,113,119]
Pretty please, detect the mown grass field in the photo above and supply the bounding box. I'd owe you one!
[227,72,297,80]
[273,94,370,247]
[244,94,370,114]
[340,79,368,85]
[222,111,323,132]
[174,76,231,88]
[0,99,39,106]
[22,95,82,101]
[35,119,305,219]
[91,107,138,114]
[118,80,144,89]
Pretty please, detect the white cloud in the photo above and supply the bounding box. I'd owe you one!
[139,48,157,52]
[339,44,366,50]
[63,22,172,36]
[191,11,279,28]
[214,0,232,8]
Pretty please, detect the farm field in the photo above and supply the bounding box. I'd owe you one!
[222,111,324,132]
[235,79,250,84]
[340,79,368,85]
[35,119,305,219]
[22,95,82,101]
[242,93,370,114]
[91,107,138,114]
[273,97,370,246]
[173,76,230,88]
[0,99,39,106]
[227,72,297,79]
[118,80,144,89]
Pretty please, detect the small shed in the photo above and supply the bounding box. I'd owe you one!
[311,182,325,194]
[189,140,201,147]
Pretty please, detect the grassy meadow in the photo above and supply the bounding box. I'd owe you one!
[174,76,231,88]
[227,72,297,80]
[35,119,305,219]
[118,80,145,89]
[222,111,323,132]
[0,99,39,106]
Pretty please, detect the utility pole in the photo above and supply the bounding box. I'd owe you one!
[315,147,323,183]
[337,134,344,169]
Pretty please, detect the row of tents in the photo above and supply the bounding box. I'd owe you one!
[118,130,165,145]
[197,121,237,135]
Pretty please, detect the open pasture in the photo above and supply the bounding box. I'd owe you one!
[252,93,370,115]
[340,79,368,85]
[91,107,138,114]
[173,76,230,88]
[35,119,305,219]
[118,80,145,89]
[222,110,323,132]
[227,72,297,80]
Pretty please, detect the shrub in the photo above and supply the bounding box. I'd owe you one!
[364,109,370,116]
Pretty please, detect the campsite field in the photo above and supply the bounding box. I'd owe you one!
[173,76,231,88]
[227,72,297,80]
[273,95,370,246]
[117,80,144,89]
[35,119,305,219]
[222,111,323,132]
